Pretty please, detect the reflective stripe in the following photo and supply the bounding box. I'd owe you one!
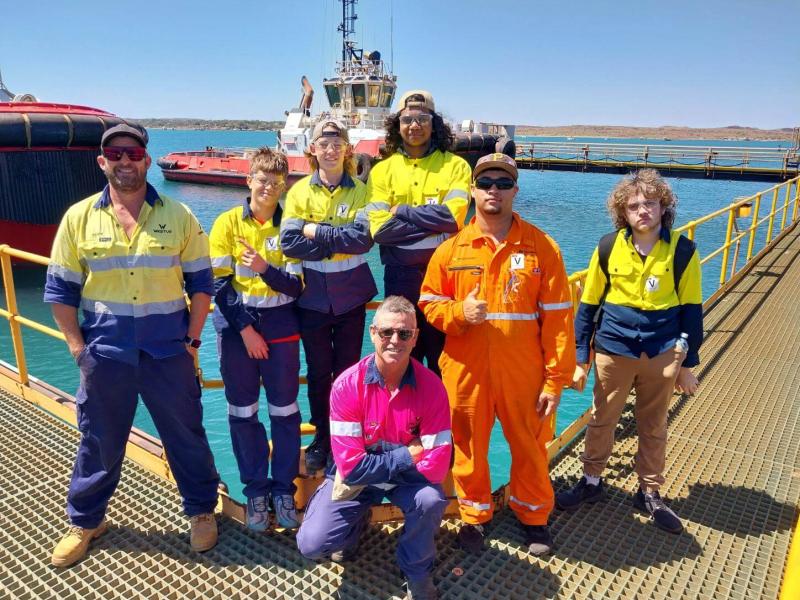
[211,255,233,269]
[285,262,303,275]
[458,498,492,511]
[235,264,258,278]
[182,256,212,273]
[47,263,83,284]
[268,401,300,417]
[397,232,450,251]
[509,496,544,512]
[443,189,469,202]
[365,201,390,212]
[228,401,259,418]
[80,296,186,317]
[240,292,295,309]
[371,482,397,490]
[420,429,451,449]
[330,420,363,436]
[85,254,180,272]
[303,254,366,273]
[419,294,453,302]
[539,301,572,311]
[282,217,305,230]
[485,312,539,321]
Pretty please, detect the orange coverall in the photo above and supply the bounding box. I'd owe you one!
[419,213,576,525]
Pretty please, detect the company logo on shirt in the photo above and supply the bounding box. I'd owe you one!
[265,237,278,251]
[152,223,172,234]
[97,236,112,242]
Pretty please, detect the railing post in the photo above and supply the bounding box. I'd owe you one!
[686,222,697,241]
[0,246,29,385]
[793,179,800,223]
[720,207,736,287]
[781,180,792,231]
[766,188,780,243]
[746,193,761,261]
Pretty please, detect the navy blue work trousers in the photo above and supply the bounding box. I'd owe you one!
[299,305,366,440]
[67,349,219,529]
[297,478,447,581]
[384,264,445,376]
[219,332,301,498]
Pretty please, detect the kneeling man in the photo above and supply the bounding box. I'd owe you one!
[297,296,451,600]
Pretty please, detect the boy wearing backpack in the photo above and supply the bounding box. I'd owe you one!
[557,169,702,534]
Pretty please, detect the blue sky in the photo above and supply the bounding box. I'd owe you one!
[1,0,797,128]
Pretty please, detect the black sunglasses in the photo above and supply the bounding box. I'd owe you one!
[474,176,515,190]
[374,327,415,341]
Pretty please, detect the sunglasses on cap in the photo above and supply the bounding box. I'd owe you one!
[474,176,515,190]
[102,146,147,162]
[399,114,433,126]
[373,327,415,341]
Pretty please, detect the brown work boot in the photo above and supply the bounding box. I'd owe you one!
[51,520,109,567]
[190,513,218,552]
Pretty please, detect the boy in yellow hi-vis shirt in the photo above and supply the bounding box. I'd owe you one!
[209,148,303,531]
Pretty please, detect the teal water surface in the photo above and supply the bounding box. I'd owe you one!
[0,129,774,501]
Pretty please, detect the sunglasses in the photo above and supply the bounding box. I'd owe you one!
[373,327,415,341]
[399,114,433,126]
[474,176,515,191]
[102,146,146,162]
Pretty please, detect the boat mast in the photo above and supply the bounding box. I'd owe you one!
[338,0,361,63]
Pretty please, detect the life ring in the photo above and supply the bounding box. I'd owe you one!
[354,152,372,183]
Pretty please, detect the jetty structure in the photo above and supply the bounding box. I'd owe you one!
[1,175,799,598]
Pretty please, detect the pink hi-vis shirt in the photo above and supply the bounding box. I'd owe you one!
[330,355,452,486]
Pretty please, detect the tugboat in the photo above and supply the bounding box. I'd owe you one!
[157,0,514,188]
[0,71,126,257]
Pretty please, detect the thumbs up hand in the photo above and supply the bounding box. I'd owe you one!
[463,283,488,324]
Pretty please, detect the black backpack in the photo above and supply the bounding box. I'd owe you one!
[596,230,696,307]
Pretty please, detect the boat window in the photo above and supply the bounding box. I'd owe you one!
[368,84,381,107]
[352,84,366,108]
[325,84,341,107]
[381,86,395,108]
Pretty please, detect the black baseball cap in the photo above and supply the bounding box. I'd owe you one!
[101,123,149,148]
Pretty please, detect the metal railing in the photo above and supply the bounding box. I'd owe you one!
[2,176,799,410]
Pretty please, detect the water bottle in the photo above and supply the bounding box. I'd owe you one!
[675,332,689,353]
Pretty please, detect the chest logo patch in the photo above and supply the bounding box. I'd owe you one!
[425,196,438,205]
[645,275,660,292]
[265,237,278,251]
[336,203,349,217]
[510,253,525,270]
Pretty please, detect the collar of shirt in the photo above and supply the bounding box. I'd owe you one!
[397,143,437,159]
[363,354,417,390]
[242,197,282,225]
[624,225,671,244]
[94,182,161,209]
[464,212,524,246]
[310,170,355,190]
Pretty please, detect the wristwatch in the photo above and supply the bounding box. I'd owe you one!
[184,336,202,349]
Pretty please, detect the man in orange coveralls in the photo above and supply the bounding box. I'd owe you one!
[419,153,576,556]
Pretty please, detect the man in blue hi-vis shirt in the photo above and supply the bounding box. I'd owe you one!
[44,124,220,567]
[557,169,702,534]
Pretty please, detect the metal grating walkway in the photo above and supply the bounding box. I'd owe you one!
[1,227,799,599]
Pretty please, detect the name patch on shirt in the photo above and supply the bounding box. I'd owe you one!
[510,253,525,270]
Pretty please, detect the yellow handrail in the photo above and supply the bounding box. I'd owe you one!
[1,175,799,411]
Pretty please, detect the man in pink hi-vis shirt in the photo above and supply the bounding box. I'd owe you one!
[297,296,451,600]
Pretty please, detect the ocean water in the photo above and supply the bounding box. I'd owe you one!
[0,129,775,501]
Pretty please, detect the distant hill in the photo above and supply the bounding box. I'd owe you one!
[131,118,284,131]
[515,124,795,141]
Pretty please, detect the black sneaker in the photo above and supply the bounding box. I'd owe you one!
[633,489,683,534]
[406,575,438,600]
[555,476,606,511]
[522,524,553,556]
[331,509,371,563]
[456,523,486,555]
[304,435,330,473]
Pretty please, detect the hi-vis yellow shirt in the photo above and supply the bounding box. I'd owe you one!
[209,201,303,336]
[43,183,214,365]
[365,150,471,267]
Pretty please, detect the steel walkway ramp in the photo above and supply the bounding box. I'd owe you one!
[2,227,799,599]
